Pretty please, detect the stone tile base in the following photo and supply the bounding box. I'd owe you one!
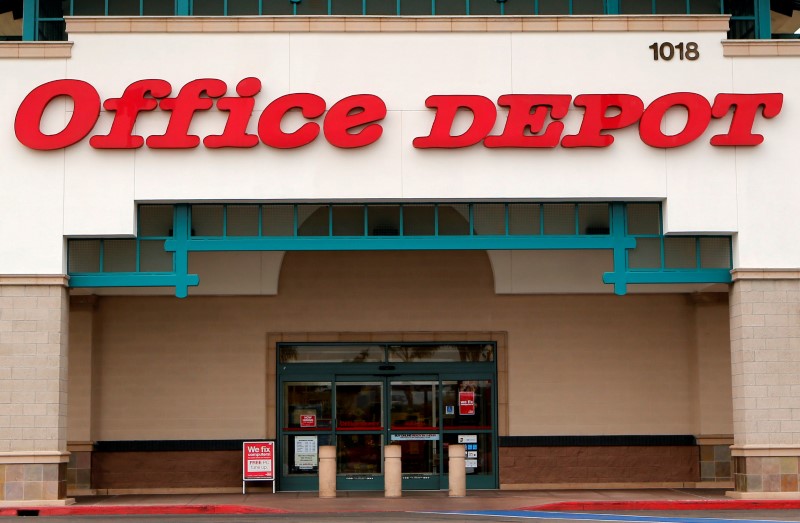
[67,451,91,491]
[733,456,800,494]
[0,463,67,502]
[700,445,732,481]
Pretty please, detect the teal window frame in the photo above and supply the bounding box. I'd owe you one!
[67,201,733,298]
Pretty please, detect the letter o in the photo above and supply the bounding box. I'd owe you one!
[15,80,101,151]
[639,92,711,148]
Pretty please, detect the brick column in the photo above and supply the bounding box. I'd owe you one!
[729,271,800,499]
[0,276,71,506]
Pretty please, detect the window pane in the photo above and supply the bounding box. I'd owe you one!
[620,0,652,13]
[68,240,101,273]
[139,240,173,272]
[509,204,540,235]
[262,0,294,13]
[389,344,493,362]
[143,0,176,13]
[435,0,467,14]
[332,0,363,13]
[400,0,431,14]
[443,433,493,475]
[193,0,224,14]
[728,19,755,39]
[109,0,140,15]
[628,238,661,269]
[72,0,105,14]
[337,434,383,474]
[228,0,261,13]
[474,204,505,235]
[139,205,173,237]
[191,205,223,236]
[438,204,470,236]
[280,344,384,363]
[442,380,493,430]
[366,0,396,13]
[573,0,604,13]
[690,0,720,13]
[403,205,435,236]
[578,204,609,235]
[336,383,383,430]
[297,205,329,236]
[504,0,536,15]
[332,205,364,236]
[39,0,68,17]
[725,0,754,15]
[470,0,502,13]
[227,205,259,237]
[368,205,400,236]
[543,204,576,235]
[656,0,687,13]
[664,237,697,269]
[700,237,731,269]
[284,382,333,429]
[627,203,660,235]
[263,205,294,237]
[104,240,136,272]
[538,0,570,14]
[296,0,330,14]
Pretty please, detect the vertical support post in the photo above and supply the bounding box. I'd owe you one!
[22,0,37,40]
[384,445,402,498]
[448,444,466,497]
[318,446,336,499]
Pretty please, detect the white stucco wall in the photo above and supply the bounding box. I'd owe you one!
[1,24,798,276]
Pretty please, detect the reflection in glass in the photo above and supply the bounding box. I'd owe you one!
[389,344,493,362]
[279,344,384,363]
[336,383,383,429]
[283,382,332,429]
[337,434,383,474]
[442,380,493,429]
[443,433,493,475]
[391,382,437,429]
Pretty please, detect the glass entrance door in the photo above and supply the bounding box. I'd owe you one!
[277,342,498,492]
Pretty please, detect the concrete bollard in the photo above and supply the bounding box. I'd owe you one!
[448,444,466,497]
[384,444,402,498]
[318,445,337,499]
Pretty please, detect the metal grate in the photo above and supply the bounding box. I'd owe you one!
[263,205,294,237]
[474,204,505,236]
[191,205,224,237]
[438,204,470,236]
[226,205,259,237]
[627,203,660,235]
[103,239,136,272]
[68,240,101,273]
[139,205,173,237]
[543,204,575,235]
[664,237,697,269]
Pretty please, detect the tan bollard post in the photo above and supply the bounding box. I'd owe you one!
[384,444,402,498]
[318,445,337,499]
[448,444,466,497]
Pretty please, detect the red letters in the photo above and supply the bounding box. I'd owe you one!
[90,79,172,149]
[204,77,262,149]
[323,94,387,149]
[258,93,326,149]
[639,92,712,148]
[14,78,784,152]
[484,95,572,148]
[147,79,228,149]
[710,93,784,146]
[412,95,497,149]
[561,94,644,148]
[15,79,101,151]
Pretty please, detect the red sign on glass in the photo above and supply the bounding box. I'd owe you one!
[242,441,275,481]
[300,414,316,428]
[459,391,475,416]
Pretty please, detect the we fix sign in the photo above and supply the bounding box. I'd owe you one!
[243,441,275,481]
[459,391,475,416]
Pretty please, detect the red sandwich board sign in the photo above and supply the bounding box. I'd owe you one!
[459,391,475,416]
[242,441,275,493]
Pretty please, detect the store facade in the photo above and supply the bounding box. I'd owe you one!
[1,16,800,504]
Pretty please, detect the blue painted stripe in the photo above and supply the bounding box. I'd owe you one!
[421,510,800,523]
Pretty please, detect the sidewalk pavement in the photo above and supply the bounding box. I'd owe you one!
[6,488,800,517]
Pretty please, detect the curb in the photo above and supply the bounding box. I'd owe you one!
[525,501,800,511]
[0,504,289,517]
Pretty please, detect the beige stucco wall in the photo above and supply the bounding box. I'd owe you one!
[67,250,732,441]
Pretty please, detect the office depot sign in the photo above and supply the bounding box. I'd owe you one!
[14,77,783,151]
